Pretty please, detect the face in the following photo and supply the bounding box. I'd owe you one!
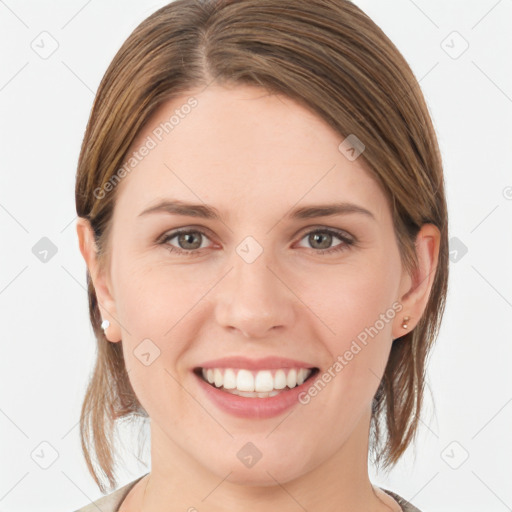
[81,83,417,486]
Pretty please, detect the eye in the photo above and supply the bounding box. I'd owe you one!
[160,229,212,256]
[159,226,355,257]
[296,228,355,255]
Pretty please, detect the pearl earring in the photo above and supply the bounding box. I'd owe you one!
[401,316,410,329]
[101,319,110,331]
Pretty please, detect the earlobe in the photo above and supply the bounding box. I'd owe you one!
[391,314,412,341]
[76,217,122,343]
[392,224,440,339]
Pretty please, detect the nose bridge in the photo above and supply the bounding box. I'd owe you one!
[214,235,294,337]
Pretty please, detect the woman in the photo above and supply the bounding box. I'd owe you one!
[73,0,448,510]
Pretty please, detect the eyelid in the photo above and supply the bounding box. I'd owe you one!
[157,224,215,242]
[294,224,354,241]
[159,225,354,244]
[159,224,357,257]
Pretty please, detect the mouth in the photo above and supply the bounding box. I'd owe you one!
[193,366,320,398]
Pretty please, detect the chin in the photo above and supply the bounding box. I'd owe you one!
[225,465,306,487]
[200,446,314,487]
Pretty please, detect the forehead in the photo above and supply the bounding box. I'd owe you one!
[113,84,388,223]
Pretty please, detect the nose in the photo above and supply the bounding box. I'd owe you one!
[213,246,296,339]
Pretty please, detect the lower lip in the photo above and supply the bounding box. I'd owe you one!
[194,370,318,419]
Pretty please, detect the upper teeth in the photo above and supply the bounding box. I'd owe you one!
[201,368,313,392]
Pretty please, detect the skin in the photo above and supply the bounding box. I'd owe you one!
[77,83,440,512]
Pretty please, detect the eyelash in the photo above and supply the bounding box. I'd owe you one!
[158,227,356,257]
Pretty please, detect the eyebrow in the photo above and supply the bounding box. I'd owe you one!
[137,199,376,221]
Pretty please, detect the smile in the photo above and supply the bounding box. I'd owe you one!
[197,367,318,397]
[193,364,320,418]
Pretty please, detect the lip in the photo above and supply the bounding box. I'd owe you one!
[195,356,316,371]
[193,365,320,419]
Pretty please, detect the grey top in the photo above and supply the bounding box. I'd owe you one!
[73,473,422,512]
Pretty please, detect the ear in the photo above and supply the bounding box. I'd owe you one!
[76,217,122,343]
[392,224,441,340]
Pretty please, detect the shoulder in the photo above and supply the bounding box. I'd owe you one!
[72,474,148,512]
[381,487,423,512]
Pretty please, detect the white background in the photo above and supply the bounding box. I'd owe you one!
[0,1,511,511]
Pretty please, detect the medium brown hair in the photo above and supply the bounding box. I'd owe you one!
[75,0,448,493]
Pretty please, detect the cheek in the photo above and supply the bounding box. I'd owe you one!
[300,260,399,347]
[112,263,204,419]
[112,260,218,383]
[297,254,401,399]
[114,257,208,334]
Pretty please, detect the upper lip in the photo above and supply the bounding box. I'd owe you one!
[195,356,318,371]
